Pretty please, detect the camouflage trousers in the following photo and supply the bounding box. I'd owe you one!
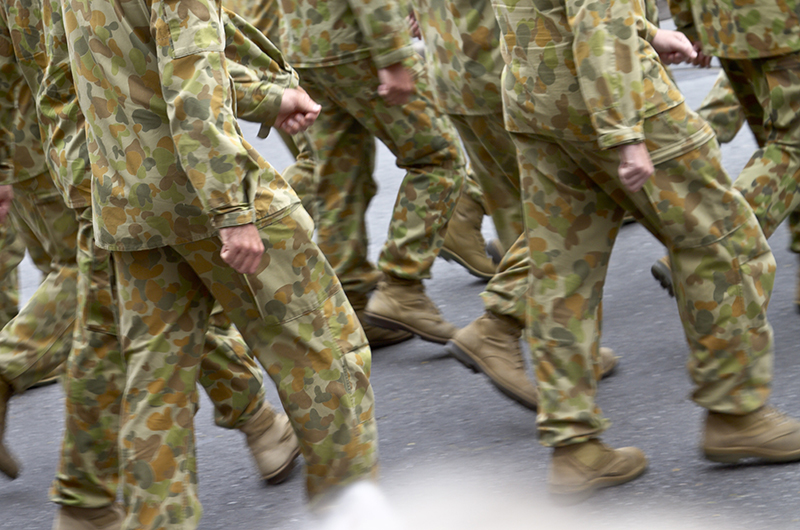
[111,206,376,529]
[720,54,800,253]
[295,57,464,297]
[695,68,800,258]
[50,208,271,511]
[514,103,775,447]
[449,112,523,253]
[0,215,25,327]
[696,70,751,144]
[0,171,79,392]
[280,129,318,220]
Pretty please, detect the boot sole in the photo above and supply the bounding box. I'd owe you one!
[703,445,800,464]
[0,445,20,480]
[362,312,451,345]
[264,446,301,485]
[651,259,674,298]
[439,248,495,281]
[367,330,414,349]
[549,460,648,504]
[445,340,538,411]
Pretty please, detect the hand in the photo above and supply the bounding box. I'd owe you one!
[275,87,321,135]
[0,185,13,224]
[651,29,697,65]
[377,63,414,106]
[407,12,421,39]
[219,223,264,275]
[688,41,713,68]
[617,143,654,193]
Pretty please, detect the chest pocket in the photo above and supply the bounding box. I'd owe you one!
[157,0,224,58]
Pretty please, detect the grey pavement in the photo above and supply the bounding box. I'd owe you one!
[3,66,800,529]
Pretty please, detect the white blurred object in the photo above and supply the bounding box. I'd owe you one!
[313,481,406,530]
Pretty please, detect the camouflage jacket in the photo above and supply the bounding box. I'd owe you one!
[52,0,301,250]
[412,0,503,115]
[280,0,414,68]
[0,0,298,216]
[494,0,684,149]
[669,0,800,59]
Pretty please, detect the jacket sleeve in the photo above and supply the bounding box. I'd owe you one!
[567,0,649,149]
[667,0,698,43]
[153,0,259,229]
[347,0,414,68]
[222,9,298,133]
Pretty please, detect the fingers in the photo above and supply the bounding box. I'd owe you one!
[220,241,263,275]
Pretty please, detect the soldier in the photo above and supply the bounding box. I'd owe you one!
[409,0,618,409]
[55,0,377,526]
[0,6,331,530]
[278,0,472,347]
[492,0,800,502]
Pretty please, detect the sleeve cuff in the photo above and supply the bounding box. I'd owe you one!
[212,207,257,229]
[371,45,415,70]
[597,127,645,149]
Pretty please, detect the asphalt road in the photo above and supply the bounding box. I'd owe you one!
[3,65,800,530]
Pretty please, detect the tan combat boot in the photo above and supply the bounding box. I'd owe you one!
[485,239,504,265]
[598,347,619,377]
[363,275,457,344]
[549,439,647,503]
[52,504,125,530]
[349,292,413,349]
[651,255,674,297]
[240,405,301,485]
[439,194,497,280]
[0,376,19,479]
[445,312,538,410]
[703,406,800,463]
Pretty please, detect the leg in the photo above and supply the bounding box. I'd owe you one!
[177,207,378,501]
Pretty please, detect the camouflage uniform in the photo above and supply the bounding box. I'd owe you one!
[0,0,302,518]
[412,0,523,252]
[222,0,319,220]
[494,0,776,446]
[671,0,800,242]
[279,0,464,298]
[59,0,377,525]
[670,0,800,300]
[0,71,80,393]
[696,71,750,144]
[0,218,24,328]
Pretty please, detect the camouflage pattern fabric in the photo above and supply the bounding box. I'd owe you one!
[221,0,319,223]
[0,170,79,393]
[112,207,376,528]
[696,70,748,145]
[296,57,464,295]
[0,218,24,328]
[449,113,523,253]
[62,0,300,253]
[411,0,504,116]
[280,0,413,68]
[714,53,800,245]
[59,0,378,525]
[513,123,774,446]
[51,212,273,509]
[495,0,776,446]
[669,0,800,59]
